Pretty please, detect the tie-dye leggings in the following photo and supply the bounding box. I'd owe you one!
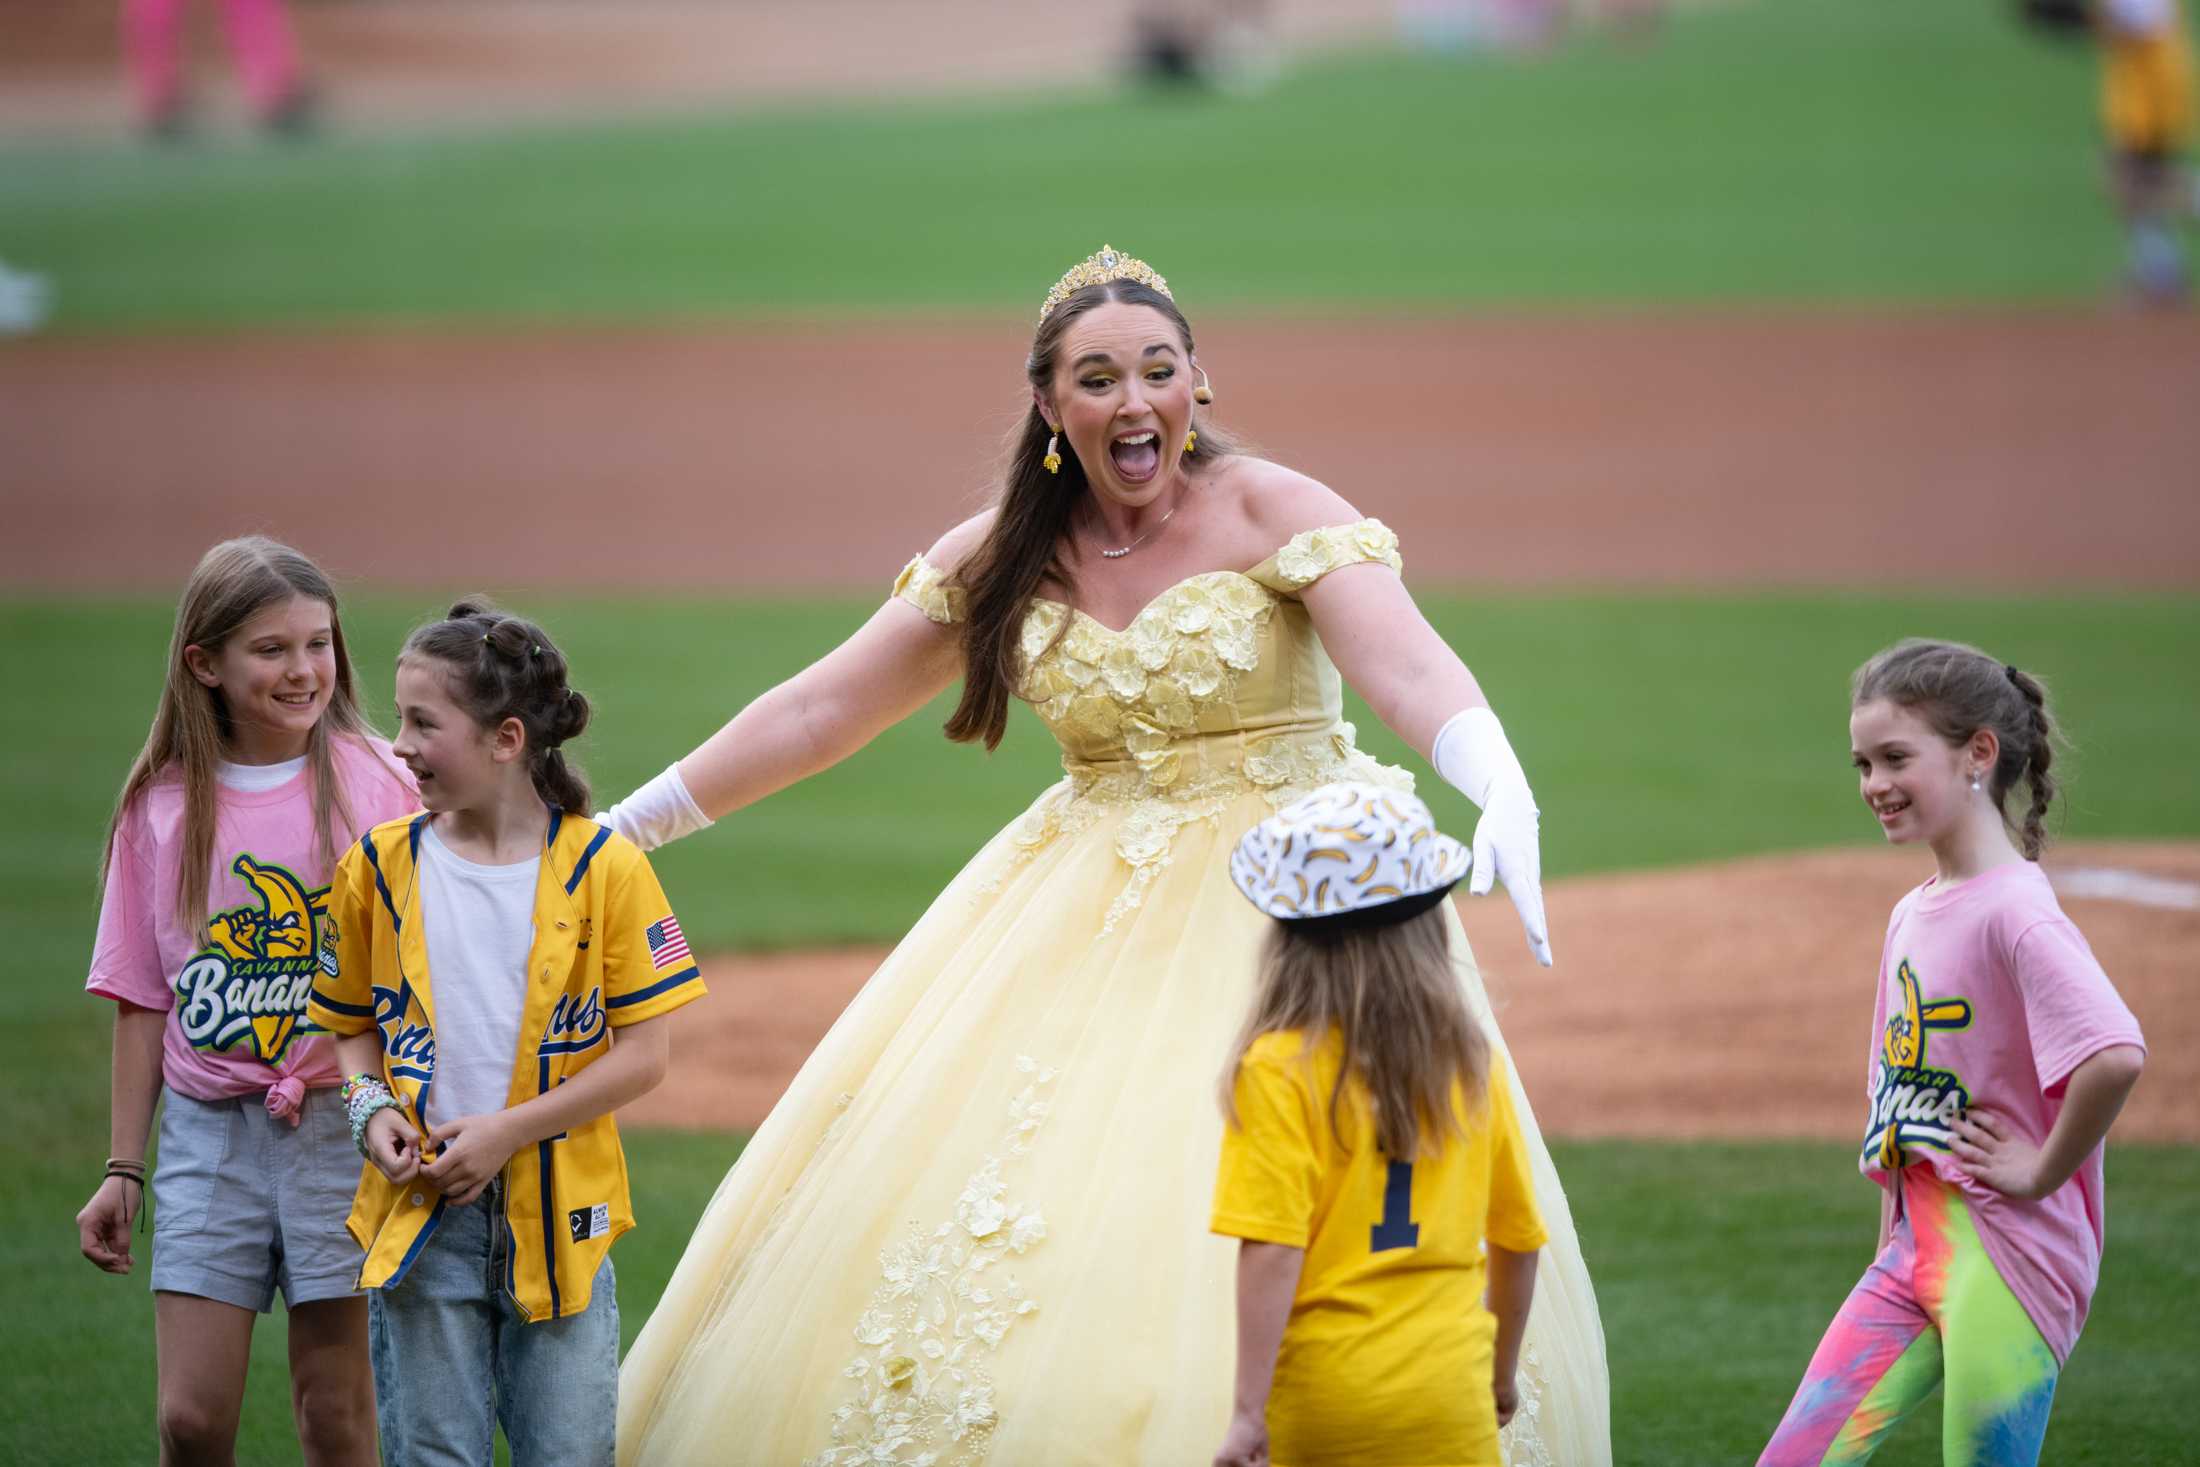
[1758,1170,2060,1466]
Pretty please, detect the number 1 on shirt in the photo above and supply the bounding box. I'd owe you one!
[1370,1158,1420,1251]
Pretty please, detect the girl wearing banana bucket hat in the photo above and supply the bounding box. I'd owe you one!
[1229,781,1474,929]
[1213,783,1545,1467]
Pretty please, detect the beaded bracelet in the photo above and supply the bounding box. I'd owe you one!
[344,1076,403,1156]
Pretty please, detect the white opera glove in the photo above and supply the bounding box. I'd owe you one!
[593,762,712,853]
[1431,707,1552,967]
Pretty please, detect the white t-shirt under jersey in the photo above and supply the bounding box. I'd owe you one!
[417,822,539,1132]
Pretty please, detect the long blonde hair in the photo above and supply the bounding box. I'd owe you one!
[1220,904,1491,1160]
[100,537,382,932]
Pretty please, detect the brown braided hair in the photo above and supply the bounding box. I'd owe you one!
[401,600,593,814]
[1851,638,2063,859]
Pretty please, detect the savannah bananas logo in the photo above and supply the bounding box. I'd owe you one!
[1862,959,1973,1170]
[173,855,335,1064]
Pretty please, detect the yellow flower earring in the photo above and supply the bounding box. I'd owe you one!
[1184,429,1198,455]
[1043,427,1062,476]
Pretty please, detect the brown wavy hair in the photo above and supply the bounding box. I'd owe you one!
[1851,637,2064,859]
[943,278,1243,749]
[401,600,594,814]
[101,536,385,932]
[1220,903,1492,1160]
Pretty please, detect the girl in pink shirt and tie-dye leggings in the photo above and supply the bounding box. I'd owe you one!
[1761,639,2146,1467]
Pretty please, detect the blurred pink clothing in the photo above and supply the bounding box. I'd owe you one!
[122,0,304,122]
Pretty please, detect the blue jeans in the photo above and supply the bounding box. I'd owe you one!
[368,1183,617,1467]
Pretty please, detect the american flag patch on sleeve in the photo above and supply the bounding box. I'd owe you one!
[645,916,690,971]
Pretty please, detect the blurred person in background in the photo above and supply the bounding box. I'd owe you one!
[123,0,316,140]
[2094,0,2195,299]
[1129,0,1280,93]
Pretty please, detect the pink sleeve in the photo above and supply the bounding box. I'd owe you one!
[372,755,420,822]
[1865,912,1898,1093]
[2011,918,2145,1090]
[85,808,170,1010]
[336,737,420,833]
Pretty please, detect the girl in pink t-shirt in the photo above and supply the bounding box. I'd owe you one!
[76,537,416,1465]
[1761,639,2146,1467]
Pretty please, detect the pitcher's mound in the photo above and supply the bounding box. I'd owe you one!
[629,842,2197,1143]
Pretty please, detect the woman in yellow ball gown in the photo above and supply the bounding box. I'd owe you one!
[602,247,1610,1467]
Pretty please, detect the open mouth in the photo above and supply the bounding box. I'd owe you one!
[273,691,318,709]
[1874,798,1910,823]
[1109,431,1160,484]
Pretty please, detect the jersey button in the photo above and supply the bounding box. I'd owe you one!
[411,1193,425,1207]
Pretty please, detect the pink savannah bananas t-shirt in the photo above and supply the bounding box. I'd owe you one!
[87,737,418,1103]
[1859,860,2146,1363]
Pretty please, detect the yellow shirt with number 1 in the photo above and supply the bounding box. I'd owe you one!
[1210,1028,1547,1467]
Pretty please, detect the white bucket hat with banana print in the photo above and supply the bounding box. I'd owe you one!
[1230,781,1472,930]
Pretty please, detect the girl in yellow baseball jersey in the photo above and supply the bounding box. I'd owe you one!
[1212,783,1545,1467]
[307,601,704,1467]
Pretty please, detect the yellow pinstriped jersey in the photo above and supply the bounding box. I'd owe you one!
[308,809,704,1322]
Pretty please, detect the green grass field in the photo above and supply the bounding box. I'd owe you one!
[14,1132,2198,1463]
[0,0,2140,328]
[6,593,2196,1460]
[8,0,2196,1454]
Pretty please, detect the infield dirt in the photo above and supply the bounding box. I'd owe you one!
[628,842,2198,1143]
[9,311,2199,591]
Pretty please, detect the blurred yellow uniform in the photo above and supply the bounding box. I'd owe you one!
[2102,0,2195,154]
[1212,1029,1547,1467]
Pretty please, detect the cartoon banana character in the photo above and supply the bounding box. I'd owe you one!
[206,855,318,961]
[1883,959,1971,1069]
[201,855,330,1062]
[1877,960,1971,1168]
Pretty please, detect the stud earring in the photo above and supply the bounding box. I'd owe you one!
[1043,429,1062,476]
[1184,429,1198,455]
[1192,368,1214,405]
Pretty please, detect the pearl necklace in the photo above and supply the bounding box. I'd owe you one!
[1097,501,1179,559]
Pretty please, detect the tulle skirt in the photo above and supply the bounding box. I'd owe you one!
[618,767,1610,1466]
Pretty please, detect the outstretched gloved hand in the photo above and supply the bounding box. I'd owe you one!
[1433,707,1553,967]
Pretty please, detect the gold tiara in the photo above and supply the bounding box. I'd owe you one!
[1037,244,1171,324]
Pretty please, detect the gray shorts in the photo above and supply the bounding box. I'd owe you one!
[150,1085,367,1312]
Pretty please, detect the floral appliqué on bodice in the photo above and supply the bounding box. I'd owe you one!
[895,519,1412,934]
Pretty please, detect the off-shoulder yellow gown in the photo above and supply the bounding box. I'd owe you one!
[617,521,1610,1467]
